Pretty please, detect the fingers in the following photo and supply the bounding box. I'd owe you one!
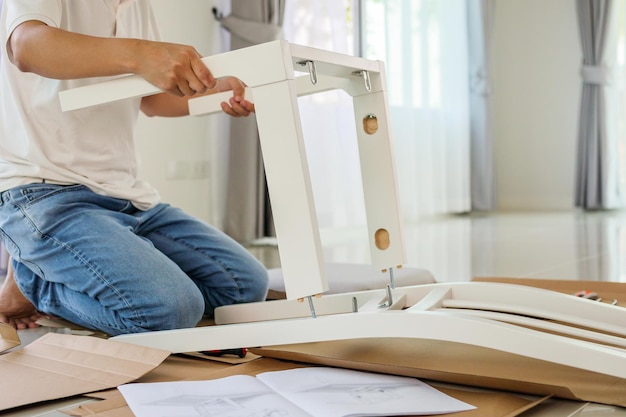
[190,56,217,91]
[214,76,245,95]
[221,96,255,117]
[212,76,254,117]
[176,55,216,96]
[138,41,218,98]
[172,56,215,97]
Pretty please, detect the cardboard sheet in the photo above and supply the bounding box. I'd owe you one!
[0,322,20,353]
[0,332,170,411]
[251,338,626,407]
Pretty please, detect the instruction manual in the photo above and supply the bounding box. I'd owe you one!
[118,366,475,417]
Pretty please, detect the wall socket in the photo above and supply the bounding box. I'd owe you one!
[166,160,210,180]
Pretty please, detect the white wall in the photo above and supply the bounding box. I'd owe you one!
[135,0,227,224]
[492,0,582,210]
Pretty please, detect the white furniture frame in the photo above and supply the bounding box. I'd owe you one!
[60,41,626,382]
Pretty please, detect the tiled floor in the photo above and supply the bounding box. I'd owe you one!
[4,209,626,416]
[250,209,626,284]
[4,209,625,289]
[4,208,625,295]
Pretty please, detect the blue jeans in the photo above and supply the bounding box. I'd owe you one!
[0,183,269,335]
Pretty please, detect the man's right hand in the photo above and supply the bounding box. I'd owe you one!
[133,40,218,97]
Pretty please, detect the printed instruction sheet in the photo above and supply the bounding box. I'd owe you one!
[119,366,476,417]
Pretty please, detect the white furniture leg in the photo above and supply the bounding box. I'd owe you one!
[352,90,406,271]
[251,79,327,299]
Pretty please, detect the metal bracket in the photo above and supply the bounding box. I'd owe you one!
[297,60,318,85]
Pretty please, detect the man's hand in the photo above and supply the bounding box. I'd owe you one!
[141,75,254,118]
[134,40,218,97]
[133,42,254,117]
[212,77,255,117]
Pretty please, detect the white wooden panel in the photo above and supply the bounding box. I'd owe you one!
[289,43,382,80]
[188,75,363,117]
[60,41,385,112]
[59,40,292,112]
[213,280,626,340]
[112,307,626,381]
[59,75,160,112]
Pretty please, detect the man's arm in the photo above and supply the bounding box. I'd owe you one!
[9,20,253,117]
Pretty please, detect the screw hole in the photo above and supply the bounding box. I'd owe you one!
[374,228,390,250]
[363,114,378,135]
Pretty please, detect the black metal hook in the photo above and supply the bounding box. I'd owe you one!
[212,7,223,21]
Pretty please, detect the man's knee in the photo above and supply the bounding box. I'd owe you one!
[236,258,270,304]
[138,286,205,332]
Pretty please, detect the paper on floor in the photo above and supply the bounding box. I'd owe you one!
[119,366,475,417]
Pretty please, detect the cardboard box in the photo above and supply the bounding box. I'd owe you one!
[0,331,170,411]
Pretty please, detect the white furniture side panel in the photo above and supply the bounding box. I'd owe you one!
[353,91,407,271]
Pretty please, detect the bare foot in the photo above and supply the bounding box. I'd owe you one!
[0,262,45,330]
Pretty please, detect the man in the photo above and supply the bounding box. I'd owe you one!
[0,1,269,335]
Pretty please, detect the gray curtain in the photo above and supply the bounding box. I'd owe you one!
[467,0,496,211]
[575,0,613,209]
[218,0,285,243]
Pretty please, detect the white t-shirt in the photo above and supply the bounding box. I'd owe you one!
[0,0,162,209]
